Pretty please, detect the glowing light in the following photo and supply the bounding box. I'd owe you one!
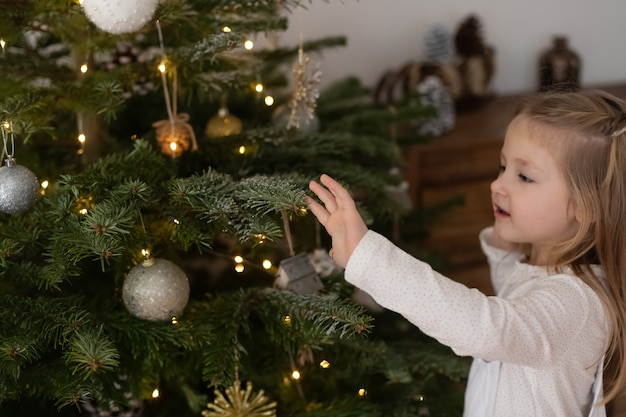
[171,317,178,325]
[358,388,367,397]
[238,145,246,154]
[320,360,330,369]
[264,96,274,106]
[222,26,232,33]
[78,133,86,144]
[173,218,180,225]
[254,83,263,93]
[291,370,301,380]
[152,388,160,398]
[235,263,245,273]
[2,120,10,131]
[418,395,425,401]
[255,233,267,243]
[169,141,178,152]
[79,208,88,215]
[244,40,254,50]
[262,259,272,269]
[80,63,88,73]
[158,61,167,73]
[283,315,291,325]
[0,39,5,51]
[234,255,243,263]
[40,179,49,195]
[141,248,151,257]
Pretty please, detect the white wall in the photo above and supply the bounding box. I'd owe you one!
[280,0,626,95]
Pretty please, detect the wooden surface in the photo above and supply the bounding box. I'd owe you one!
[403,82,626,295]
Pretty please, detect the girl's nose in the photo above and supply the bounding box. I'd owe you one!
[490,174,506,196]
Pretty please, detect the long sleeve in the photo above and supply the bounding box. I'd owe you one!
[344,230,608,368]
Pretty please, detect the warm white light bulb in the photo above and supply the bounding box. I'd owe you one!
[320,360,330,369]
[169,141,178,152]
[244,40,254,50]
[264,96,274,106]
[291,370,301,380]
[262,259,272,269]
[238,145,246,155]
[234,255,243,263]
[78,133,86,143]
[41,180,49,189]
[152,388,160,398]
[235,263,245,273]
[80,63,88,73]
[158,62,166,73]
[222,26,231,33]
[0,39,5,50]
[358,388,367,397]
[254,83,263,93]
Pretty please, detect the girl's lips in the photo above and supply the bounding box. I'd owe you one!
[493,204,510,218]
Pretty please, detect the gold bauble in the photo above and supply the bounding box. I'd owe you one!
[206,107,243,139]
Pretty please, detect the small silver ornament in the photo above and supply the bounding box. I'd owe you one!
[274,253,323,295]
[0,157,39,214]
[122,258,190,321]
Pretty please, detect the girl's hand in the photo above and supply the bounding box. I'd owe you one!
[306,174,368,268]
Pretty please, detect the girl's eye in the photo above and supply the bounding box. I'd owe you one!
[498,165,505,173]
[518,173,533,183]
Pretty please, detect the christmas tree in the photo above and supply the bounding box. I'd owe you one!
[0,1,468,416]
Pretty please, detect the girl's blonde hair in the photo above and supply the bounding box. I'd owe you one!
[515,89,626,403]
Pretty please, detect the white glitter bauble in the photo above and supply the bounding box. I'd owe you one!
[82,0,159,35]
[122,258,190,321]
[0,157,39,214]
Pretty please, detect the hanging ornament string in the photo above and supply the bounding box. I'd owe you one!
[1,121,15,162]
[153,20,197,153]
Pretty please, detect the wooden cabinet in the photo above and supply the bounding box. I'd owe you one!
[403,83,626,295]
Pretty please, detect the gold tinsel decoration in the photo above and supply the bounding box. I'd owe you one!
[202,380,277,417]
[287,45,322,130]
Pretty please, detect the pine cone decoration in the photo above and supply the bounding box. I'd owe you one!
[455,15,486,57]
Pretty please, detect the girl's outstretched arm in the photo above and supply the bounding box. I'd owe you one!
[306,174,368,268]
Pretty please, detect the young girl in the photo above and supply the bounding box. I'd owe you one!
[306,89,626,416]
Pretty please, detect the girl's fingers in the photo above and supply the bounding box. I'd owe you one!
[305,196,330,226]
[309,179,338,213]
[319,174,354,210]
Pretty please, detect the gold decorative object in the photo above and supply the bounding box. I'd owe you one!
[152,113,198,157]
[287,44,322,131]
[202,380,277,417]
[205,106,243,139]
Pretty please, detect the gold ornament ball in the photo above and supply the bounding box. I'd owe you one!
[206,107,243,139]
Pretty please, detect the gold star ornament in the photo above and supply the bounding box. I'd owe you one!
[202,380,277,417]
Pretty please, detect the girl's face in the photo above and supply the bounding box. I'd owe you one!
[490,115,581,265]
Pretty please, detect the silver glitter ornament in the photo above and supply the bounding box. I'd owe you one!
[82,0,158,35]
[122,258,190,321]
[0,157,39,214]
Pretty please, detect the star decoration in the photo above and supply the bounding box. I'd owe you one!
[202,380,277,417]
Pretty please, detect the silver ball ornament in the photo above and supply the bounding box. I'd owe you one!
[0,157,39,214]
[82,0,159,35]
[122,258,190,321]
